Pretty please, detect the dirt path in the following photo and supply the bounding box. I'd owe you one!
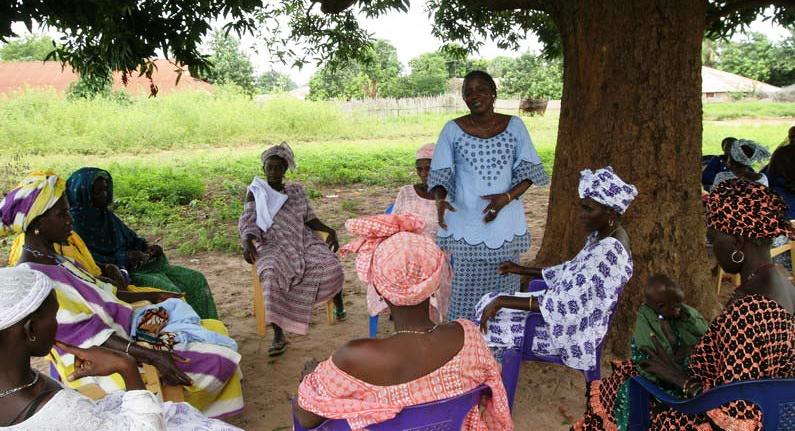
[167,185,592,430]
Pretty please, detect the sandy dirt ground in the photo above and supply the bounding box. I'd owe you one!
[16,186,618,430]
[173,185,593,431]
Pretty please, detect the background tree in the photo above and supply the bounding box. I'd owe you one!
[0,34,56,61]
[716,32,776,82]
[1,1,260,79]
[501,52,563,100]
[200,30,257,95]
[714,31,795,86]
[308,39,402,100]
[259,0,794,351]
[487,55,516,78]
[256,70,298,93]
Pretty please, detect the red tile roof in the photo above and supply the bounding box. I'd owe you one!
[0,59,214,96]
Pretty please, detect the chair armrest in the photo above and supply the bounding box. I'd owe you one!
[630,376,795,416]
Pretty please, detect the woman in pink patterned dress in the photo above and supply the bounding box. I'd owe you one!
[294,214,512,431]
[367,144,452,321]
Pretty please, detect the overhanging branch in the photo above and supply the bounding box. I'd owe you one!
[706,0,795,24]
[460,0,551,13]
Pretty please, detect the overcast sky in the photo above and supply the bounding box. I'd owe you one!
[10,3,792,86]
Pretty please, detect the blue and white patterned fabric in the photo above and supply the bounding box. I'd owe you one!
[427,116,548,320]
[578,167,638,215]
[428,116,549,249]
[476,233,633,371]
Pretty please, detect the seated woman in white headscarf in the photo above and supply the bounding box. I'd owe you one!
[367,143,452,322]
[239,142,345,357]
[477,167,636,372]
[0,266,240,430]
[711,138,771,189]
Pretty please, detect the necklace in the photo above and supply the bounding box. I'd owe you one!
[393,324,438,336]
[0,371,39,399]
[22,245,59,262]
[467,114,498,133]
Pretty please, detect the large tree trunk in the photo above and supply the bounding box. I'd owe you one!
[535,0,719,354]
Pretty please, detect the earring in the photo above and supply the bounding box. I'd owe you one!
[731,250,745,263]
[609,219,615,227]
[34,229,40,235]
[28,334,37,342]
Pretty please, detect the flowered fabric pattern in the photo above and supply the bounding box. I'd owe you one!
[578,167,638,215]
[532,234,633,371]
[705,179,793,240]
[574,304,709,431]
[342,214,449,307]
[649,295,795,430]
[297,320,514,431]
[0,171,65,235]
[367,185,452,320]
[238,183,344,335]
[427,116,548,320]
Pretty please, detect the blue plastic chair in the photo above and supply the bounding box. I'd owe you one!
[293,385,491,431]
[627,375,795,430]
[500,279,625,410]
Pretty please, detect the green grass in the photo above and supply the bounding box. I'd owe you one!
[703,101,795,121]
[0,90,791,256]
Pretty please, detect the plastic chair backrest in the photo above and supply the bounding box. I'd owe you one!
[628,376,795,431]
[501,278,626,409]
[293,385,490,431]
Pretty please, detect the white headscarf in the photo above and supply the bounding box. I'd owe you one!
[578,166,638,215]
[0,267,53,331]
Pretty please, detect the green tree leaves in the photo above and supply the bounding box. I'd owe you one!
[200,30,257,96]
[0,34,57,61]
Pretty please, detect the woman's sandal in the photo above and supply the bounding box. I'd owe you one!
[335,309,347,322]
[268,339,288,357]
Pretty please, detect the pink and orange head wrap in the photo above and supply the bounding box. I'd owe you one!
[415,144,435,160]
[341,214,449,306]
[706,179,793,240]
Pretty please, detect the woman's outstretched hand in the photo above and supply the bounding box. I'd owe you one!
[56,341,146,390]
[479,298,504,333]
[497,261,525,275]
[436,199,456,229]
[146,350,193,387]
[481,194,510,223]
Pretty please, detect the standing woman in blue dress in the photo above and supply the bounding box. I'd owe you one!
[428,71,550,320]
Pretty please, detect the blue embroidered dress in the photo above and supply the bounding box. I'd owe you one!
[428,116,549,320]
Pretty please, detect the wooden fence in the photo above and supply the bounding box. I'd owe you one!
[337,94,525,118]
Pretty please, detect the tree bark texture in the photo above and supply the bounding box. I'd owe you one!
[534,0,719,354]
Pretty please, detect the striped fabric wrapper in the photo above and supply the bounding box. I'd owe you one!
[0,171,66,235]
[18,260,244,418]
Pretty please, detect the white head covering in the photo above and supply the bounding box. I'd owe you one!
[578,166,638,215]
[0,267,53,331]
[729,139,771,167]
